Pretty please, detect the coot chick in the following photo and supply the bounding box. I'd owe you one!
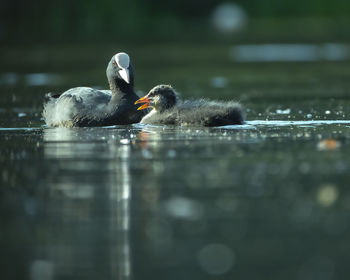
[43,52,144,127]
[135,85,244,126]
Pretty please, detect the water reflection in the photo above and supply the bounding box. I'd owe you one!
[25,73,62,87]
[129,122,350,279]
[0,72,62,87]
[0,72,18,86]
[41,127,133,280]
[230,43,349,62]
[2,121,350,279]
[2,40,350,279]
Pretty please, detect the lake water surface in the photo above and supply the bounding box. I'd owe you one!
[1,44,350,280]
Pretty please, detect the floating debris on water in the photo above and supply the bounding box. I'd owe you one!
[317,139,341,151]
[276,108,291,114]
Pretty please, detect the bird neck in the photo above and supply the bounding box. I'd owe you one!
[142,108,158,122]
[108,76,134,97]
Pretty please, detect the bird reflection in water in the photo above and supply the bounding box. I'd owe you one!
[42,127,132,280]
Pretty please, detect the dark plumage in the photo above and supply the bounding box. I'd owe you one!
[135,85,244,127]
[43,52,144,127]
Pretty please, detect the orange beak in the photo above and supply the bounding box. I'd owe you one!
[135,96,150,110]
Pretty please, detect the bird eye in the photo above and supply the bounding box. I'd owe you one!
[112,60,117,67]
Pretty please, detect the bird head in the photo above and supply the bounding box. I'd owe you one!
[135,85,178,112]
[107,52,133,85]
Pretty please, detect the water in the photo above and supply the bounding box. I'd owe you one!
[1,44,350,280]
[230,43,350,62]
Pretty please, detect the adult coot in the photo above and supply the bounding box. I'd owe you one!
[135,85,244,126]
[43,52,144,127]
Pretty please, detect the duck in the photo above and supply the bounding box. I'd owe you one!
[43,52,144,127]
[135,85,244,126]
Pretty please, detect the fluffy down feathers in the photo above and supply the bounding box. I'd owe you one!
[138,85,244,127]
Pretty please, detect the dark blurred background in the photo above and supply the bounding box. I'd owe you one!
[1,0,350,44]
[2,2,350,280]
[1,0,350,120]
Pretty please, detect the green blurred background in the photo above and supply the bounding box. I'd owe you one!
[1,3,350,280]
[1,0,350,124]
[1,0,350,44]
